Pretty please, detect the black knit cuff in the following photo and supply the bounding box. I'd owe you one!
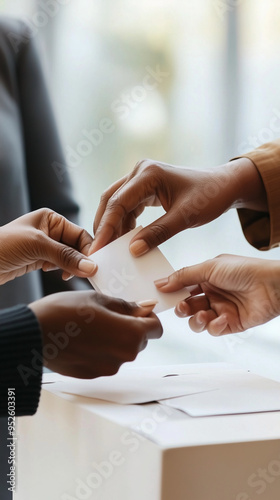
[0,305,43,416]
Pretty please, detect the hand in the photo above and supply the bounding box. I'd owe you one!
[29,291,163,378]
[0,208,97,285]
[92,158,267,256]
[155,254,280,335]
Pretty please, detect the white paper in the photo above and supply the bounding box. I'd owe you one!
[43,369,211,404]
[42,363,246,405]
[43,364,280,416]
[88,227,190,314]
[159,371,280,416]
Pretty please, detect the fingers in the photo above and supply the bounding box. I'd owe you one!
[175,298,229,336]
[32,289,163,378]
[118,312,163,341]
[90,293,158,318]
[175,296,227,334]
[90,292,163,340]
[154,261,213,292]
[140,315,163,340]
[175,294,234,336]
[31,210,98,277]
[175,295,210,318]
[93,175,128,234]
[135,299,159,317]
[91,177,147,253]
[188,309,217,332]
[44,211,94,256]
[91,162,165,253]
[37,235,98,278]
[129,210,186,257]
[189,311,228,336]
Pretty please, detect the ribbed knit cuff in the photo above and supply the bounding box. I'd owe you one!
[0,305,43,416]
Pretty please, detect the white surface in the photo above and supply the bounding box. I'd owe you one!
[88,227,189,314]
[160,370,280,416]
[42,363,240,404]
[43,363,280,416]
[40,381,280,447]
[16,383,280,500]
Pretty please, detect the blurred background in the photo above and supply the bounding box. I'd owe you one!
[1,0,280,379]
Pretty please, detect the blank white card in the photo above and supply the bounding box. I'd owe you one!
[88,227,189,314]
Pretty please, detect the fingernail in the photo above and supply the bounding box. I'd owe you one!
[130,239,149,257]
[197,317,204,325]
[176,302,188,317]
[154,277,168,288]
[64,274,74,281]
[78,259,97,274]
[137,299,158,309]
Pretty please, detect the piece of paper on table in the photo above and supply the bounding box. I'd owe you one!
[159,371,280,416]
[43,363,245,406]
[42,364,216,404]
[88,227,190,314]
[43,363,280,416]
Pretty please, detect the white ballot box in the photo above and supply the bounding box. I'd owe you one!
[15,364,280,500]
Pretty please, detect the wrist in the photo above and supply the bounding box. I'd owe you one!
[269,262,280,316]
[222,158,268,212]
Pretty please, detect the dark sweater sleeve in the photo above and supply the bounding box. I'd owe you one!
[0,305,43,417]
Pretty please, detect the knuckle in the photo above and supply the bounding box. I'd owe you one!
[103,363,121,376]
[59,245,78,266]
[124,349,138,362]
[133,158,150,172]
[146,223,171,246]
[106,196,128,217]
[46,210,65,232]
[120,299,137,314]
[37,207,50,217]
[216,253,228,260]
[142,162,161,179]
[174,267,188,285]
[99,190,110,206]
[134,159,163,181]
[36,207,54,228]
[111,297,134,315]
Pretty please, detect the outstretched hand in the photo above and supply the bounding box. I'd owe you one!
[155,254,280,335]
[91,158,266,256]
[0,208,97,285]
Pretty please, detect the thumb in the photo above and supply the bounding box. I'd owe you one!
[129,211,185,257]
[95,295,158,317]
[38,236,98,277]
[154,260,213,292]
